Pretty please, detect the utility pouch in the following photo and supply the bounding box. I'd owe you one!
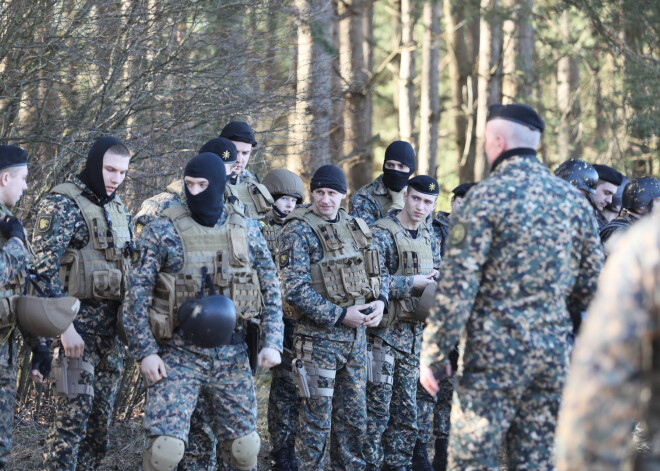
[250,183,274,214]
[368,337,394,385]
[148,273,177,342]
[0,297,15,329]
[228,228,250,267]
[52,347,95,398]
[349,218,372,249]
[363,249,380,277]
[59,249,82,298]
[92,268,122,300]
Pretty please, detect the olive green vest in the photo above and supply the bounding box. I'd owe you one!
[260,220,280,256]
[374,217,434,325]
[53,183,131,301]
[289,207,380,313]
[157,204,261,321]
[225,175,273,219]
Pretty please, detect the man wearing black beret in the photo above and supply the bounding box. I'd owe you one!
[0,145,32,468]
[220,121,274,219]
[350,140,417,225]
[591,164,624,229]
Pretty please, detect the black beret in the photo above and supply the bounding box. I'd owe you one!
[199,137,237,163]
[487,103,544,132]
[0,145,28,171]
[592,164,624,186]
[219,121,257,147]
[407,175,439,196]
[310,164,347,194]
[452,182,475,197]
[384,140,416,174]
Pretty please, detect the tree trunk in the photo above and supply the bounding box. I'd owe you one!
[501,0,516,103]
[363,0,375,181]
[501,0,534,103]
[390,0,401,113]
[398,0,416,148]
[418,0,441,178]
[517,0,534,100]
[557,9,581,161]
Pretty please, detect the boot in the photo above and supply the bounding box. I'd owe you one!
[411,439,433,471]
[271,446,295,471]
[431,438,449,471]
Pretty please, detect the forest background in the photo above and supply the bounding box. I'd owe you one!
[0,0,658,468]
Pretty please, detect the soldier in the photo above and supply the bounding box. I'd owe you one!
[124,152,283,471]
[554,158,604,230]
[261,168,305,471]
[591,164,624,220]
[420,103,604,470]
[349,140,416,225]
[431,182,475,257]
[134,137,238,235]
[601,176,629,223]
[220,122,274,219]
[0,145,31,468]
[600,176,660,256]
[278,164,388,470]
[555,214,660,470]
[363,175,441,471]
[32,136,133,470]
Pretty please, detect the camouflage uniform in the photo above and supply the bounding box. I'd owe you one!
[349,174,406,226]
[32,175,130,471]
[0,203,31,469]
[364,210,441,468]
[555,215,660,471]
[278,207,388,471]
[124,205,283,470]
[134,180,188,235]
[421,150,604,470]
[599,213,637,257]
[431,211,450,257]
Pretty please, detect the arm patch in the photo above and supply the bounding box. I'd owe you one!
[36,214,54,235]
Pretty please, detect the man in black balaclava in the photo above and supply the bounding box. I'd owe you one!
[32,136,133,470]
[349,140,416,225]
[182,152,226,227]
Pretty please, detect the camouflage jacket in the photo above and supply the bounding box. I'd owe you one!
[349,174,400,226]
[134,180,187,236]
[555,215,660,471]
[31,175,131,336]
[420,151,604,371]
[124,208,283,361]
[277,210,390,343]
[0,202,31,290]
[431,211,451,257]
[370,210,442,354]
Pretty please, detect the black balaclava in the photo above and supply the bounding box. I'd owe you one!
[79,136,126,204]
[184,152,226,227]
[382,140,416,192]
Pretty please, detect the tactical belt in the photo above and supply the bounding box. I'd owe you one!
[367,336,394,385]
[292,337,336,398]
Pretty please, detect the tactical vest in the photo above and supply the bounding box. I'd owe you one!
[0,205,25,330]
[53,183,131,301]
[373,217,434,326]
[260,219,280,255]
[148,204,261,341]
[225,176,273,219]
[371,186,405,220]
[288,208,380,317]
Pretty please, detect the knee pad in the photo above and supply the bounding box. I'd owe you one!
[143,435,185,471]
[230,431,260,470]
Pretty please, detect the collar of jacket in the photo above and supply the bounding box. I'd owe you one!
[490,147,538,173]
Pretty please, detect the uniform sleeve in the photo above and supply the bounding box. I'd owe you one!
[421,197,494,368]
[554,224,655,471]
[431,231,443,269]
[349,194,379,226]
[31,194,85,297]
[277,220,345,327]
[123,219,176,361]
[0,238,30,286]
[372,226,412,300]
[246,220,283,352]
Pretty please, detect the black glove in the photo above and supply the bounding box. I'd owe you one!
[32,344,52,379]
[0,216,25,243]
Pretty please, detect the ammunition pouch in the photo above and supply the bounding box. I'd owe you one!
[60,249,123,301]
[51,347,94,398]
[292,337,335,398]
[367,336,394,385]
[389,297,419,324]
[0,296,16,330]
[250,183,274,215]
[148,273,177,342]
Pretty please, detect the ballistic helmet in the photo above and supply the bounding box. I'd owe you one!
[262,169,305,204]
[413,283,437,323]
[555,159,598,195]
[177,295,236,348]
[15,296,80,337]
[622,177,660,211]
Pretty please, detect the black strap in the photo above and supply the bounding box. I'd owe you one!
[199,266,217,298]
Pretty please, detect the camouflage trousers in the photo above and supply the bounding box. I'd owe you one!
[448,333,569,470]
[0,333,16,469]
[145,344,257,471]
[42,333,124,471]
[268,367,299,453]
[364,338,418,468]
[416,375,454,444]
[294,333,367,471]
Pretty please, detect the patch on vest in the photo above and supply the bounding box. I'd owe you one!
[279,248,291,269]
[449,222,467,248]
[36,214,54,234]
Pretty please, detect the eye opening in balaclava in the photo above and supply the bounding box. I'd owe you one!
[79,136,129,204]
[382,140,416,192]
[184,152,227,227]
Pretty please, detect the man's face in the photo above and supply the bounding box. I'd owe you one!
[450,195,466,213]
[102,151,130,196]
[403,189,437,225]
[184,176,209,195]
[231,141,252,175]
[274,195,297,215]
[484,121,504,162]
[593,180,618,210]
[384,160,410,173]
[311,188,346,220]
[1,166,28,207]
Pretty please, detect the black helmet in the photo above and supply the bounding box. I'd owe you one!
[605,176,629,211]
[177,295,237,348]
[554,159,598,195]
[622,176,660,210]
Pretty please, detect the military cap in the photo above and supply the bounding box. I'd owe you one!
[219,121,257,147]
[407,175,439,196]
[199,137,237,163]
[0,145,28,171]
[487,103,545,132]
[593,164,624,186]
[310,164,347,194]
[452,182,475,198]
